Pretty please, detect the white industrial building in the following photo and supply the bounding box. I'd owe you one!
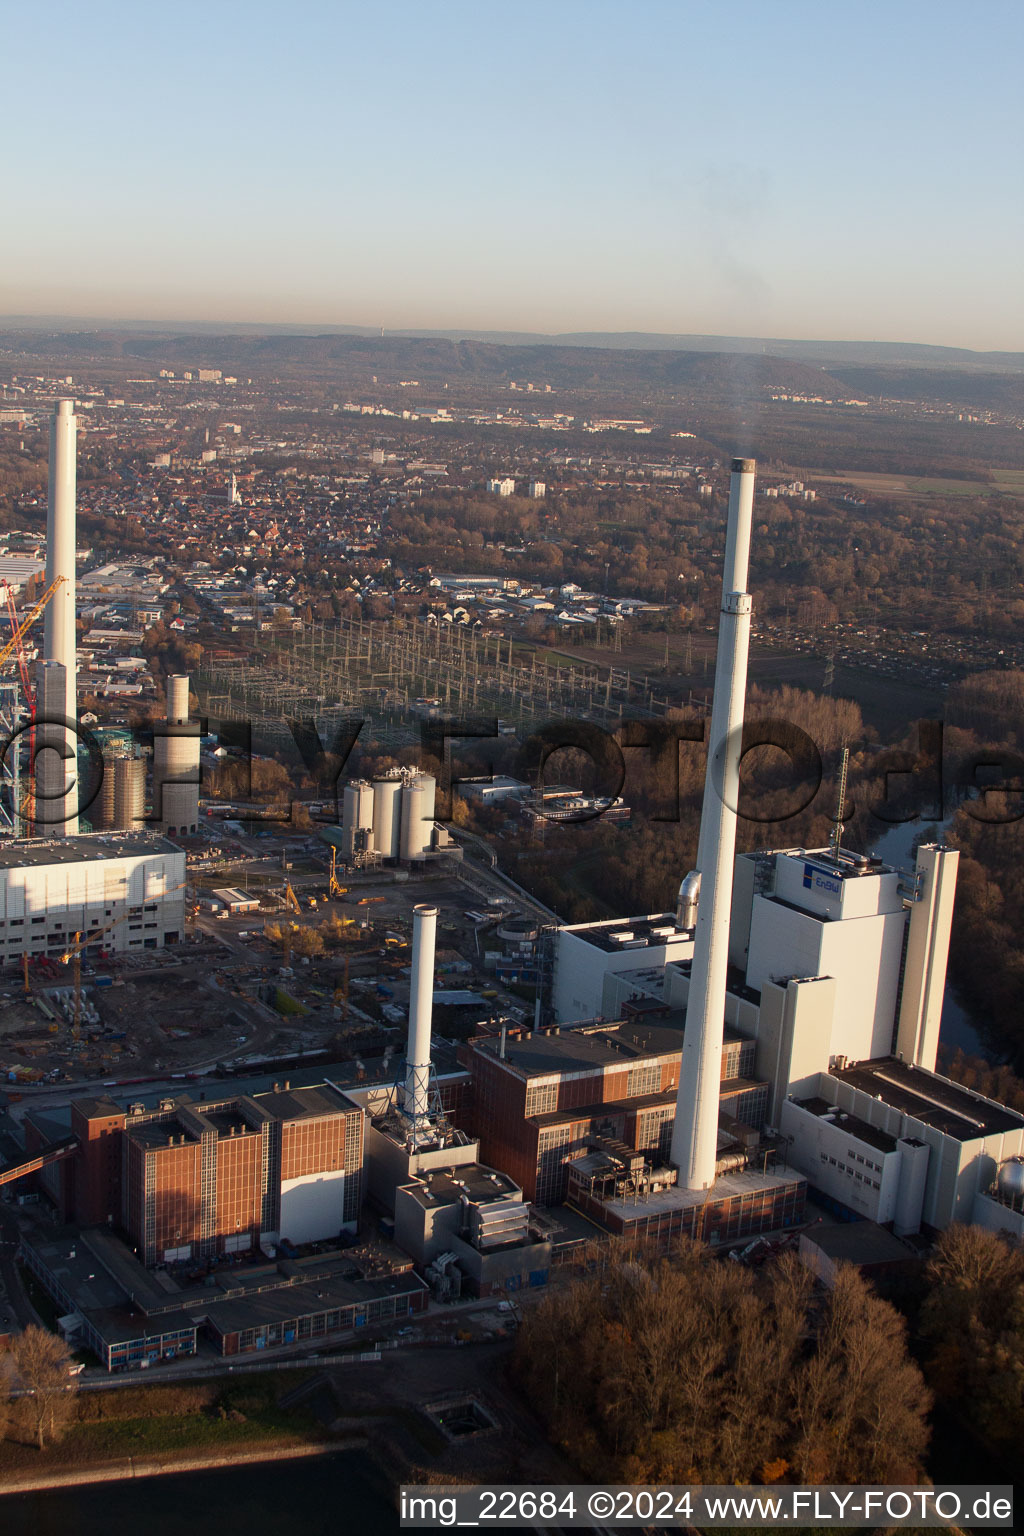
[545,833,1024,1239]
[543,456,1024,1245]
[0,834,186,964]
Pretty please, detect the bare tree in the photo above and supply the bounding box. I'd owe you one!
[10,1327,77,1450]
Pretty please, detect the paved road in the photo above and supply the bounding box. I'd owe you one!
[0,1204,40,1332]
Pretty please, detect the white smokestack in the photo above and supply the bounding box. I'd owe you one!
[670,457,756,1191]
[41,400,78,834]
[404,903,438,1130]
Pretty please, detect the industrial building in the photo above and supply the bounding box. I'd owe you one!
[355,905,552,1296]
[523,459,1024,1246]
[461,1008,767,1205]
[0,832,186,966]
[20,1223,427,1370]
[28,1081,364,1264]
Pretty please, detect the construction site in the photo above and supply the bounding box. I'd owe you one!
[0,842,535,1093]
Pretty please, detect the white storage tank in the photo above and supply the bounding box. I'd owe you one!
[400,773,436,861]
[372,774,403,861]
[342,779,375,857]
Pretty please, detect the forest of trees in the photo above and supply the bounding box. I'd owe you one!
[919,1225,1024,1454]
[514,1239,929,1485]
[515,1224,1020,1486]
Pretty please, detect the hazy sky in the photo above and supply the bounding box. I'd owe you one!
[4,0,1022,349]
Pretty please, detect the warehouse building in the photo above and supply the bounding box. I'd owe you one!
[20,1224,427,1371]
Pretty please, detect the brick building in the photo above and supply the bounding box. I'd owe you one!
[28,1082,363,1266]
[461,1003,768,1204]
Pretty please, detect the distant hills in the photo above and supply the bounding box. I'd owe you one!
[1,315,1021,373]
[1,324,1022,414]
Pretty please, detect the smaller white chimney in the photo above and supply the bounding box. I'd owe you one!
[404,904,439,1130]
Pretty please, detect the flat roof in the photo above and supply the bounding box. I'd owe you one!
[795,1096,899,1154]
[476,1013,746,1078]
[596,1166,805,1220]
[24,1224,428,1346]
[833,1058,1024,1141]
[0,833,181,870]
[403,1164,520,1209]
[748,846,897,881]
[802,1220,918,1267]
[124,1115,199,1150]
[253,1083,360,1121]
[564,914,684,954]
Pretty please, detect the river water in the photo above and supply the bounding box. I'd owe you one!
[869,817,990,1059]
[0,1451,399,1536]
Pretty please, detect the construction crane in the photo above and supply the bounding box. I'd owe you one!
[0,575,67,834]
[0,574,66,675]
[328,846,347,900]
[283,883,301,914]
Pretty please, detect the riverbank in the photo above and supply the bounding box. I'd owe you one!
[0,1446,401,1536]
[0,1437,354,1496]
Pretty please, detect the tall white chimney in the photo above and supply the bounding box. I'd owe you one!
[670,457,756,1191]
[404,903,438,1132]
[40,400,78,834]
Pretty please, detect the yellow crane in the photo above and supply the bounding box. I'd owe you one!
[0,574,66,674]
[283,883,301,914]
[0,575,67,834]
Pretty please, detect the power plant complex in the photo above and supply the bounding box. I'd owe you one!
[0,400,189,959]
[2,442,1023,1376]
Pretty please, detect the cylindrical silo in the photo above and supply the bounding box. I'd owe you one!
[341,779,375,856]
[372,775,403,860]
[400,773,436,861]
[113,756,146,829]
[94,753,145,830]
